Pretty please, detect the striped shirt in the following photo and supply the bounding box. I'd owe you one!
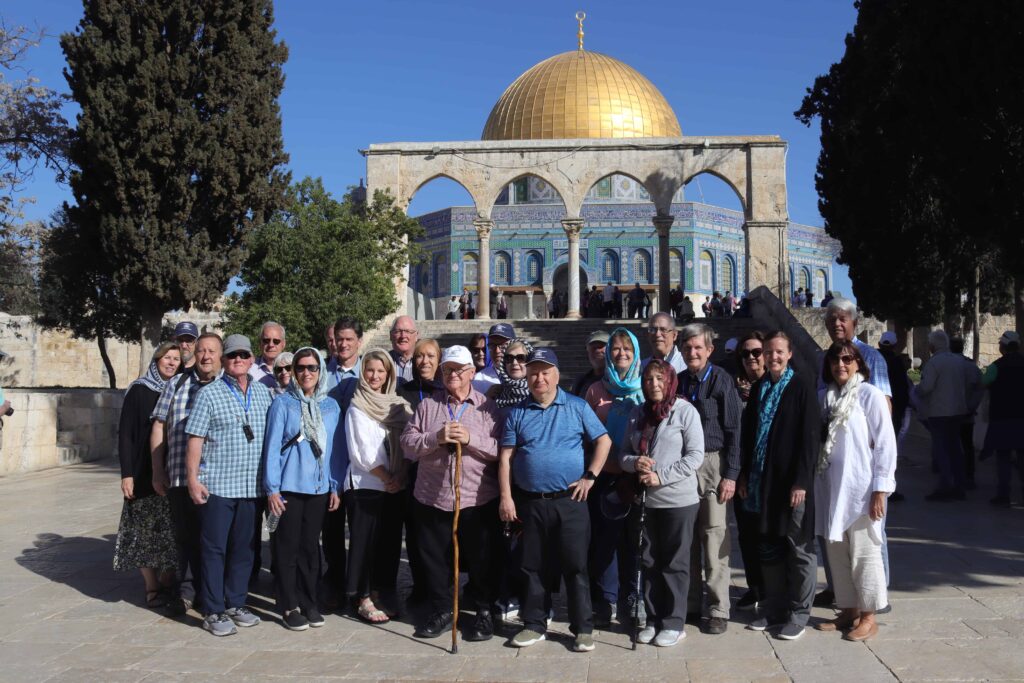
[185,374,273,499]
[151,369,219,488]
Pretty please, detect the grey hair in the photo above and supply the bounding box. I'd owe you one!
[261,321,286,339]
[928,329,949,351]
[648,311,675,330]
[825,297,859,322]
[678,323,714,348]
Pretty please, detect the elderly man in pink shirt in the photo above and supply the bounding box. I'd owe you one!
[400,345,502,643]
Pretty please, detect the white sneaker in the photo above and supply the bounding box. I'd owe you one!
[636,625,656,644]
[654,629,684,647]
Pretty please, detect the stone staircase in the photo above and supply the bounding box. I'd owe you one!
[362,317,768,385]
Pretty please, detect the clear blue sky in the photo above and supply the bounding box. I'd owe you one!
[7,0,859,298]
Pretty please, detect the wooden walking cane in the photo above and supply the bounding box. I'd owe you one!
[451,441,463,654]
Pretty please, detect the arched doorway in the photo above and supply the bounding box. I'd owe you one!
[552,264,589,318]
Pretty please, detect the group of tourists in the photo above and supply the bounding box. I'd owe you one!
[111,300,1022,652]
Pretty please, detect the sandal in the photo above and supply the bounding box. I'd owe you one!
[356,599,390,624]
[146,589,168,609]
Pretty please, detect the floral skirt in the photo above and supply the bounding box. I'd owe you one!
[113,494,178,572]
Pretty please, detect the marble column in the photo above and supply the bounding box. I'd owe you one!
[744,220,788,301]
[561,218,584,319]
[473,219,493,320]
[525,290,536,319]
[653,215,674,313]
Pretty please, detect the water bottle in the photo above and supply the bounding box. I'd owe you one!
[264,512,281,533]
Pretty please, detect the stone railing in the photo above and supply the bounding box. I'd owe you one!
[0,389,123,476]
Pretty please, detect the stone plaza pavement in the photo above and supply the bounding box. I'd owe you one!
[0,425,1022,682]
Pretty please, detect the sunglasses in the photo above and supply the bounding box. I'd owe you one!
[471,347,487,355]
[274,365,292,374]
[295,364,320,374]
[505,353,529,364]
[261,338,282,346]
[831,355,857,365]
[225,351,251,360]
[739,348,763,360]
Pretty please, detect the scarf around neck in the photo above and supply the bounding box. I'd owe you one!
[494,337,534,407]
[743,366,795,513]
[285,347,329,453]
[817,371,864,475]
[350,349,412,476]
[127,360,168,396]
[603,328,644,454]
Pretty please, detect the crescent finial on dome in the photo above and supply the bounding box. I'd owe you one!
[576,11,586,51]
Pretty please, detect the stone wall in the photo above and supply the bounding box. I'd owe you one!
[0,389,123,476]
[0,311,222,389]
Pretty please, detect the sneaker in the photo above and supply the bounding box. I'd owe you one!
[414,611,453,639]
[777,623,805,640]
[706,616,728,635]
[225,606,261,628]
[511,628,545,648]
[494,599,520,623]
[305,607,325,628]
[593,600,614,629]
[736,589,759,612]
[464,610,494,642]
[654,629,684,647]
[283,609,309,631]
[747,617,773,631]
[202,613,238,637]
[573,633,596,652]
[636,625,656,645]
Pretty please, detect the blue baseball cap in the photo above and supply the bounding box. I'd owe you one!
[525,348,559,368]
[488,323,515,341]
[174,321,199,339]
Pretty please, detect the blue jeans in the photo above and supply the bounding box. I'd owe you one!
[198,495,257,615]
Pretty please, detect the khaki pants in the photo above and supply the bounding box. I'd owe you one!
[825,515,887,612]
[688,450,731,618]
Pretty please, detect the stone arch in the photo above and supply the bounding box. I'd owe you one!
[405,173,484,215]
[683,169,747,214]
[482,171,570,216]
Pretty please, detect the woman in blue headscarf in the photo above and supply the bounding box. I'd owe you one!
[263,347,341,631]
[583,327,645,627]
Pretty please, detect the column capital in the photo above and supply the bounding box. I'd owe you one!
[473,218,494,239]
[561,218,584,240]
[652,214,675,236]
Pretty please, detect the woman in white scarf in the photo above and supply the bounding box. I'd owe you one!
[814,341,896,642]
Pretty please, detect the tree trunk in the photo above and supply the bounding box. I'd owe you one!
[140,309,163,371]
[1016,275,1024,337]
[97,335,117,389]
[971,265,980,363]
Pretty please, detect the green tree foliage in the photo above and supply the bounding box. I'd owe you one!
[796,0,1024,328]
[56,0,290,362]
[222,178,424,348]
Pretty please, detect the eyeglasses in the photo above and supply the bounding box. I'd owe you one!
[739,348,763,360]
[261,338,282,346]
[176,336,196,344]
[391,328,416,336]
[648,326,674,335]
[225,351,252,360]
[505,353,528,364]
[295,364,320,374]
[442,366,474,377]
[274,365,292,375]
[470,347,487,355]
[831,355,857,365]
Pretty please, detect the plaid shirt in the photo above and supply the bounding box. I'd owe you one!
[151,369,219,488]
[185,374,274,499]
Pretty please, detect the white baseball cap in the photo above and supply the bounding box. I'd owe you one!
[879,331,898,347]
[441,345,473,367]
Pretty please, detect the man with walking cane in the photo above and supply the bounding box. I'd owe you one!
[499,348,611,653]
[401,346,502,644]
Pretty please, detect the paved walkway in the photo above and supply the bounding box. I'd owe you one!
[0,425,1022,682]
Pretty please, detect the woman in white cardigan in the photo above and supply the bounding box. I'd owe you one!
[814,341,896,642]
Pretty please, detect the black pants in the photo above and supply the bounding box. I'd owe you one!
[273,492,329,613]
[735,504,764,597]
[404,463,427,597]
[415,498,499,614]
[167,486,203,609]
[322,503,346,595]
[345,488,404,600]
[960,418,976,482]
[520,494,592,635]
[758,532,816,627]
[636,504,698,631]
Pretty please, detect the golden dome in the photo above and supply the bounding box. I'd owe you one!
[481,49,682,140]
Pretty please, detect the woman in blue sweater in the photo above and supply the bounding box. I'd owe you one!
[263,347,340,631]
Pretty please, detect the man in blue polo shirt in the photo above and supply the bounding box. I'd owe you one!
[499,348,611,653]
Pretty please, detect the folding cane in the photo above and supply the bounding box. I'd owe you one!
[451,441,463,654]
[631,486,647,650]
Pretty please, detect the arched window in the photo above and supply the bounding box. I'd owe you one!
[433,254,447,297]
[669,249,683,286]
[720,256,735,292]
[814,269,828,300]
[699,251,714,290]
[525,251,543,284]
[632,249,652,284]
[418,264,429,292]
[493,251,511,286]
[798,267,810,291]
[601,249,619,282]
[462,252,478,286]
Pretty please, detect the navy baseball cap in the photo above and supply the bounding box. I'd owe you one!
[174,321,199,339]
[488,323,515,341]
[525,348,559,368]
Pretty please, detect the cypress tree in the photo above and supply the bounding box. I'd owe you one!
[58,0,289,361]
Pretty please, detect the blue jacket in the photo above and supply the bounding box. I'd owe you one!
[263,393,340,495]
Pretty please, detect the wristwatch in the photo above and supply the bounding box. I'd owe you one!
[582,471,598,481]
